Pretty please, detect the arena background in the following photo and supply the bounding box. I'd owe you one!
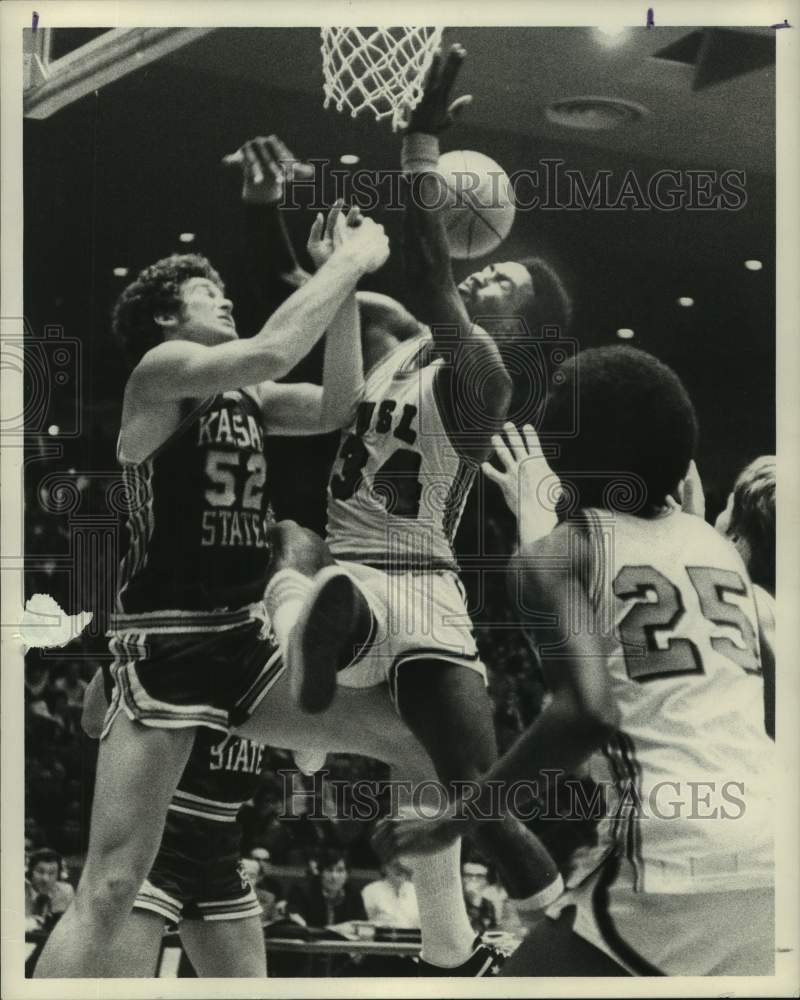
[21,24,775,976]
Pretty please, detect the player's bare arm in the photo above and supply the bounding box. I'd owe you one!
[257,202,369,435]
[120,214,387,460]
[402,44,512,463]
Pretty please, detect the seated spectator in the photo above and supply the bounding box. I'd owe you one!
[238,779,294,863]
[287,848,366,928]
[239,857,281,924]
[25,848,74,933]
[248,846,284,900]
[362,858,419,928]
[461,857,497,935]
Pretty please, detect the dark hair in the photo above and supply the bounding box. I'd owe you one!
[518,256,573,335]
[728,455,775,592]
[545,346,698,515]
[112,253,225,367]
[27,847,62,876]
[317,847,348,872]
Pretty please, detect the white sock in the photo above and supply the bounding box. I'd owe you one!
[412,839,476,968]
[263,568,312,650]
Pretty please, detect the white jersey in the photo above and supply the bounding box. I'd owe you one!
[568,508,774,894]
[326,332,475,569]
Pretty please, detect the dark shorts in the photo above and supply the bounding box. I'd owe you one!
[104,603,282,733]
[134,809,260,924]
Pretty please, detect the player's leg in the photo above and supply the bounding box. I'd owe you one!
[265,521,374,712]
[95,908,166,977]
[180,915,267,977]
[34,712,194,977]
[396,660,561,905]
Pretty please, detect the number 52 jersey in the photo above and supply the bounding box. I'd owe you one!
[571,507,774,895]
[326,333,475,571]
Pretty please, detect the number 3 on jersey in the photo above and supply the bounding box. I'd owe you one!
[614,565,761,682]
[330,434,423,519]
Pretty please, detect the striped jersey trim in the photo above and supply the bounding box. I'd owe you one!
[591,852,664,976]
[116,459,155,613]
[108,602,267,634]
[443,459,476,545]
[601,732,644,892]
[169,790,245,823]
[195,892,262,921]
[330,557,460,573]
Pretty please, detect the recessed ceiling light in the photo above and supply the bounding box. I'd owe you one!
[677,296,694,307]
[112,266,129,277]
[48,424,60,436]
[744,259,763,271]
[594,25,629,47]
[179,232,196,244]
[339,154,360,165]
[545,96,648,130]
[616,328,635,340]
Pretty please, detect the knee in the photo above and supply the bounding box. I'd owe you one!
[268,520,333,575]
[79,869,142,918]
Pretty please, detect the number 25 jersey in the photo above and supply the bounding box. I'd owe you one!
[572,508,774,894]
[326,333,475,570]
[115,389,272,615]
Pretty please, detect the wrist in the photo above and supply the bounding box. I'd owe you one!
[401,133,440,175]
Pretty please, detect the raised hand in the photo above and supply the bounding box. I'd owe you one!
[372,811,466,861]
[308,202,366,269]
[336,215,390,275]
[407,43,473,135]
[222,134,314,205]
[482,422,558,521]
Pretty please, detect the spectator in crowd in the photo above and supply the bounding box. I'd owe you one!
[361,858,420,928]
[239,857,281,924]
[248,846,285,901]
[287,848,366,928]
[460,858,497,935]
[25,848,75,933]
[238,779,295,863]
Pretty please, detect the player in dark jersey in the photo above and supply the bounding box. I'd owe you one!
[82,670,268,977]
[35,137,390,977]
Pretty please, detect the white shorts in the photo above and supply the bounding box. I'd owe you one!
[335,562,485,701]
[546,850,775,976]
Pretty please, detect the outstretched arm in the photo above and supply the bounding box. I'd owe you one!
[402,45,511,463]
[126,218,388,405]
[259,204,367,434]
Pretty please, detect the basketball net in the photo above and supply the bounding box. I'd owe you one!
[320,27,444,131]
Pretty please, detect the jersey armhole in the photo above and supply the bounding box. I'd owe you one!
[118,396,215,466]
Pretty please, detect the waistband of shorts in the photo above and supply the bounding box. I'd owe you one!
[108,602,268,635]
[334,555,460,574]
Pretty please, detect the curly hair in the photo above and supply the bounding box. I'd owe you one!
[728,455,775,592]
[111,254,225,366]
[544,346,698,515]
[518,255,573,335]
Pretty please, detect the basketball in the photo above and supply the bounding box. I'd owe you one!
[438,150,517,260]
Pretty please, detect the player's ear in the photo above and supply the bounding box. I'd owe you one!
[154,310,179,331]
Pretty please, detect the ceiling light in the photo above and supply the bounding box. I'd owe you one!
[112,266,128,277]
[677,297,694,307]
[616,328,635,340]
[744,259,763,271]
[48,424,60,436]
[593,24,630,47]
[179,232,195,244]
[339,154,360,165]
